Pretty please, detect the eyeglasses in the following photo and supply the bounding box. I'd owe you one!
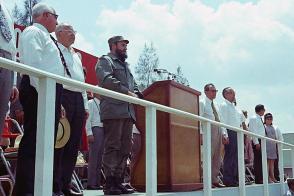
[47,12,58,19]
[266,118,273,120]
[209,89,218,93]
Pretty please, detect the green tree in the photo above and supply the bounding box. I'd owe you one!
[175,65,189,86]
[135,42,161,90]
[12,0,41,26]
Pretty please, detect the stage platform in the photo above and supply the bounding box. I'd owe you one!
[83,183,287,196]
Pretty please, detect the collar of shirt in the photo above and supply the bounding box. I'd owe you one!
[205,96,213,104]
[224,99,235,106]
[108,52,118,60]
[33,23,49,35]
[94,97,100,104]
[57,42,74,53]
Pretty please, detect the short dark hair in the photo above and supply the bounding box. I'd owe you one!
[264,113,273,125]
[204,83,215,92]
[222,87,231,98]
[255,104,265,113]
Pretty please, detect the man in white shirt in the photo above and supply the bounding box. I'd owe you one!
[0,0,19,140]
[219,87,240,187]
[248,104,266,184]
[14,3,64,196]
[54,23,88,196]
[86,93,104,190]
[199,83,228,188]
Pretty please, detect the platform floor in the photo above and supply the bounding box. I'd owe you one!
[83,183,288,196]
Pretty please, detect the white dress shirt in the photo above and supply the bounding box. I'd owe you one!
[249,114,265,145]
[199,96,227,137]
[86,98,103,136]
[19,23,65,91]
[219,99,241,129]
[58,43,88,110]
[0,1,16,59]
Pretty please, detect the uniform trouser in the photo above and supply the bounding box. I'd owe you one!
[211,125,222,184]
[53,89,85,192]
[131,133,141,171]
[253,139,263,184]
[102,118,133,178]
[14,75,62,195]
[223,129,238,185]
[0,50,13,137]
[87,126,104,186]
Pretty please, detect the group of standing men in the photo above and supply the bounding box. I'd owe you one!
[200,83,278,188]
[1,1,141,196]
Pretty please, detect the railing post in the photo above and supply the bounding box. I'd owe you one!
[146,106,157,196]
[291,148,294,178]
[34,78,56,196]
[203,123,212,196]
[278,143,285,195]
[261,138,269,196]
[237,132,245,196]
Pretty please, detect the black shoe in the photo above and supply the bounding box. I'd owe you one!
[104,176,122,195]
[87,185,103,190]
[116,177,135,194]
[224,183,239,187]
[53,191,65,196]
[212,182,226,188]
[62,188,83,196]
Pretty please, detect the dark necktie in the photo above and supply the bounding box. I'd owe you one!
[0,4,12,42]
[211,101,220,122]
[260,117,267,135]
[50,35,72,77]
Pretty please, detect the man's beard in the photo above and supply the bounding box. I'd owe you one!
[115,48,128,62]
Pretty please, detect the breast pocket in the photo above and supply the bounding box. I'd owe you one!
[113,65,127,84]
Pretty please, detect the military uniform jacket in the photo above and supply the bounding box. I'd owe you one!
[95,53,141,121]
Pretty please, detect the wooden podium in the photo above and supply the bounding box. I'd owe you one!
[131,80,202,192]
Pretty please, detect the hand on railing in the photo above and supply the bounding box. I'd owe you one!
[128,91,138,98]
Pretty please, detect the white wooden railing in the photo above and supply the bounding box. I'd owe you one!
[1,57,294,196]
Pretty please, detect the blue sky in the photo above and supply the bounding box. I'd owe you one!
[5,0,294,133]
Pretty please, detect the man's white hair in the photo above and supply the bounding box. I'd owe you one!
[55,23,73,33]
[32,3,55,21]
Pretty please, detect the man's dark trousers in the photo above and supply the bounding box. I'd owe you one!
[102,118,133,178]
[53,89,85,192]
[0,50,13,135]
[14,75,62,195]
[253,139,263,184]
[223,129,238,186]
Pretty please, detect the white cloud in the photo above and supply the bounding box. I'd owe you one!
[93,0,294,133]
[73,33,95,54]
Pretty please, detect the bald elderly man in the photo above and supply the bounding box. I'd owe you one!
[14,3,66,196]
